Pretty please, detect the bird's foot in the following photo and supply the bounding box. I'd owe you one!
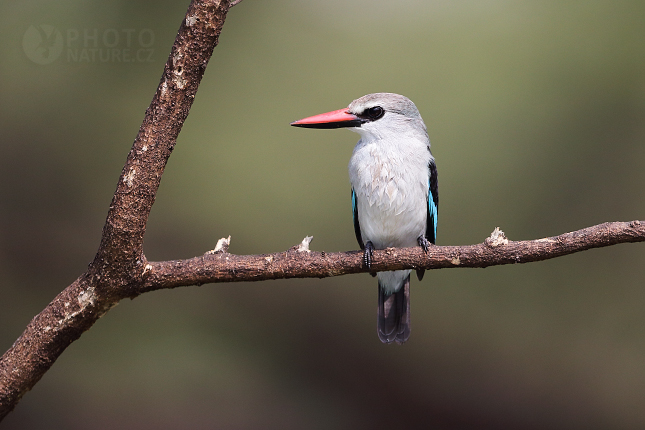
[363,241,375,272]
[417,236,431,253]
[416,237,432,281]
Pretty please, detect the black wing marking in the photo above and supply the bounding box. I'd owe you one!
[426,160,438,245]
[352,188,364,249]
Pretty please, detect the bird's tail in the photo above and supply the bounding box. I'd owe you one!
[377,274,410,344]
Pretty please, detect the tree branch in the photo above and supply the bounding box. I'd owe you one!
[138,221,645,294]
[1,0,643,422]
[0,0,232,420]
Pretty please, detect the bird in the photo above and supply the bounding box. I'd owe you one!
[291,93,438,344]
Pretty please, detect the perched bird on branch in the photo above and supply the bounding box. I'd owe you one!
[292,93,438,344]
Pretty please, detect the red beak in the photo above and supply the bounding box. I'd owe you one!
[291,108,364,129]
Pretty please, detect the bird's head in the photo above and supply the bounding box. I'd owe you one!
[291,93,427,141]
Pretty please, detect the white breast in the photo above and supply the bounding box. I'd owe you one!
[349,135,431,250]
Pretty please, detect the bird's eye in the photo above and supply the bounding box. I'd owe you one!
[365,106,384,120]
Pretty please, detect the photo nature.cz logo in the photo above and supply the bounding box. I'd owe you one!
[22,25,155,65]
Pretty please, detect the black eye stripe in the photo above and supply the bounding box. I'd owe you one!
[357,106,385,121]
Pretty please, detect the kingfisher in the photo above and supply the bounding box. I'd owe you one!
[291,93,438,344]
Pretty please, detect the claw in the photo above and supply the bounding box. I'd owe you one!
[363,241,374,271]
[417,236,431,253]
[416,237,431,281]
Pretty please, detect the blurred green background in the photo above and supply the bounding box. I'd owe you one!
[2,0,645,428]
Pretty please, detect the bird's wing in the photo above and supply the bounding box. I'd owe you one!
[352,188,364,249]
[426,160,439,244]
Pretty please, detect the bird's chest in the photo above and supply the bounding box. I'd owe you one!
[348,141,429,247]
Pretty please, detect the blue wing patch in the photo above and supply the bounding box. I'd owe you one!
[426,161,439,244]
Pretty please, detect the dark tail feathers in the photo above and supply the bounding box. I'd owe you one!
[377,275,410,344]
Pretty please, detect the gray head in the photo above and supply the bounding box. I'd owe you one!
[291,92,428,141]
[348,93,421,120]
[347,93,427,141]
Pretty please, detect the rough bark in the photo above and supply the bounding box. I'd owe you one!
[139,222,645,293]
[0,0,232,419]
[1,0,644,422]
